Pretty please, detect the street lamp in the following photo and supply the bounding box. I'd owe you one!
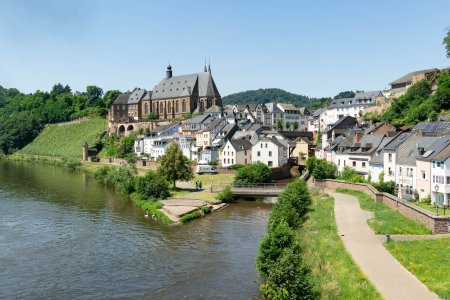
[434,184,439,216]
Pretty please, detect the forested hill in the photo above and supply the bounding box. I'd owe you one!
[222,88,330,108]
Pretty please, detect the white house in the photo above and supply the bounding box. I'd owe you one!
[251,137,288,168]
[219,139,252,167]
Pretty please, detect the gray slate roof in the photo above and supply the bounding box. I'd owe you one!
[354,91,383,100]
[152,71,220,100]
[113,93,131,105]
[389,68,438,85]
[230,139,252,151]
[128,88,147,104]
[205,105,222,113]
[411,122,450,134]
[184,114,211,125]
[396,135,439,165]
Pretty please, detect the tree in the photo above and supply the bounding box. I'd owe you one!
[285,121,291,130]
[444,28,450,58]
[86,86,104,107]
[276,119,283,130]
[135,170,170,200]
[293,121,299,131]
[103,90,121,108]
[234,162,272,185]
[312,159,337,179]
[158,142,194,188]
[333,90,356,99]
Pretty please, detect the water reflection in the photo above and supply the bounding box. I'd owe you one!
[0,161,271,299]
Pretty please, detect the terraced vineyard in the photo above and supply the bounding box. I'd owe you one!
[19,117,107,159]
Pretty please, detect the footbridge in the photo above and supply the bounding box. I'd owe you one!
[213,183,287,197]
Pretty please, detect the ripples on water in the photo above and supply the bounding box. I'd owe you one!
[0,161,272,299]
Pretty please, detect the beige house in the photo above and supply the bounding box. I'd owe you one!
[290,137,312,165]
[219,139,252,167]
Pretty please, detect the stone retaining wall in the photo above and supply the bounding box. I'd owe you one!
[315,179,450,234]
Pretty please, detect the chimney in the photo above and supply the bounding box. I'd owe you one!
[354,132,362,143]
[418,147,425,155]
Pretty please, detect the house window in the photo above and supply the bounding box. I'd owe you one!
[447,176,450,185]
[244,150,247,155]
[388,153,392,162]
[399,167,402,176]
[245,159,247,164]
[268,161,273,167]
[257,151,261,157]
[388,167,392,176]
[352,161,356,167]
[362,162,366,168]
[437,161,441,168]
[224,158,226,164]
[421,170,426,180]
[182,100,186,112]
[231,159,234,164]
[260,143,263,148]
[228,159,230,164]
[338,159,340,166]
[269,151,272,157]
[265,143,268,148]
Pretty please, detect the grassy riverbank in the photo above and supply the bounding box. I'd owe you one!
[131,193,172,224]
[300,193,382,299]
[336,188,432,235]
[385,238,450,298]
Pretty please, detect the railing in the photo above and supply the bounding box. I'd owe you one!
[213,183,287,193]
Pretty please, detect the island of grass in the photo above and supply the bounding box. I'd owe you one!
[336,188,432,235]
[300,193,382,299]
[386,238,450,298]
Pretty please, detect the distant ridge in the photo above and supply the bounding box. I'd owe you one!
[222,88,325,108]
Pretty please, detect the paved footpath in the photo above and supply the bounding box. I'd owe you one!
[329,190,439,300]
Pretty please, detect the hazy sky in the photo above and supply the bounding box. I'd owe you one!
[0,0,449,98]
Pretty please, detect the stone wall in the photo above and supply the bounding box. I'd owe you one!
[315,179,450,234]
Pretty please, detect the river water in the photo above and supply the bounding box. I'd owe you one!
[0,161,272,299]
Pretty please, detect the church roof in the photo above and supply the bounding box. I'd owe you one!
[128,88,147,104]
[151,70,220,100]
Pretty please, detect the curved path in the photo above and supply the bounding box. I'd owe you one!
[330,190,439,300]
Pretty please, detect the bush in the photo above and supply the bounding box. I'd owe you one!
[420,195,431,205]
[94,164,137,194]
[373,180,395,195]
[226,164,245,170]
[216,186,235,203]
[305,157,317,173]
[339,166,365,183]
[270,179,311,229]
[135,170,170,201]
[234,162,272,185]
[61,157,82,170]
[312,159,337,179]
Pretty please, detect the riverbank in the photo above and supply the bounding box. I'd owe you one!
[4,153,231,224]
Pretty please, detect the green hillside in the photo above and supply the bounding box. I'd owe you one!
[20,117,107,159]
[222,88,331,108]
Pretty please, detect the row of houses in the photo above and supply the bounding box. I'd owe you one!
[134,111,315,168]
[319,118,450,205]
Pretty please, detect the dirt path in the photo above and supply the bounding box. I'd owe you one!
[330,190,439,300]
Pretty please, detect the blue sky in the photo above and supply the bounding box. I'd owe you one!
[0,0,449,98]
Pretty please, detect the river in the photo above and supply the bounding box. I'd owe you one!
[0,161,272,299]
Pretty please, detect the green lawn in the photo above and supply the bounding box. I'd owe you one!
[299,194,382,299]
[413,202,450,216]
[336,188,432,235]
[386,238,450,298]
[20,117,107,159]
[192,173,235,185]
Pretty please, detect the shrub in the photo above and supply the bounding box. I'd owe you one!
[312,159,337,179]
[305,157,317,173]
[216,186,235,203]
[94,164,137,194]
[420,195,432,205]
[135,170,170,201]
[234,162,272,185]
[226,164,245,170]
[373,180,395,195]
[61,157,82,170]
[270,179,311,229]
[339,166,365,183]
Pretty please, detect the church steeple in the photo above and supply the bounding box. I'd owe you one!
[208,59,211,73]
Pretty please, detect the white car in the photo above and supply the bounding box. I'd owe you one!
[196,165,218,175]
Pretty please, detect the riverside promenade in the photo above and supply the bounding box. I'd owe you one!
[330,190,439,300]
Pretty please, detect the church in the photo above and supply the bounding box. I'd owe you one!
[109,64,222,121]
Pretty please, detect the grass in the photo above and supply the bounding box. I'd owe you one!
[179,206,211,223]
[19,117,107,159]
[413,202,449,216]
[385,238,450,298]
[299,193,382,299]
[131,193,172,224]
[336,188,432,235]
[192,173,235,185]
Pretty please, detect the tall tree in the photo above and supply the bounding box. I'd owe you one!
[285,121,291,130]
[86,86,104,107]
[103,90,121,108]
[293,121,299,131]
[444,28,450,58]
[158,142,194,188]
[276,119,283,130]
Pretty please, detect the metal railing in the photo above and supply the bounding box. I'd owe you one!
[213,183,287,192]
